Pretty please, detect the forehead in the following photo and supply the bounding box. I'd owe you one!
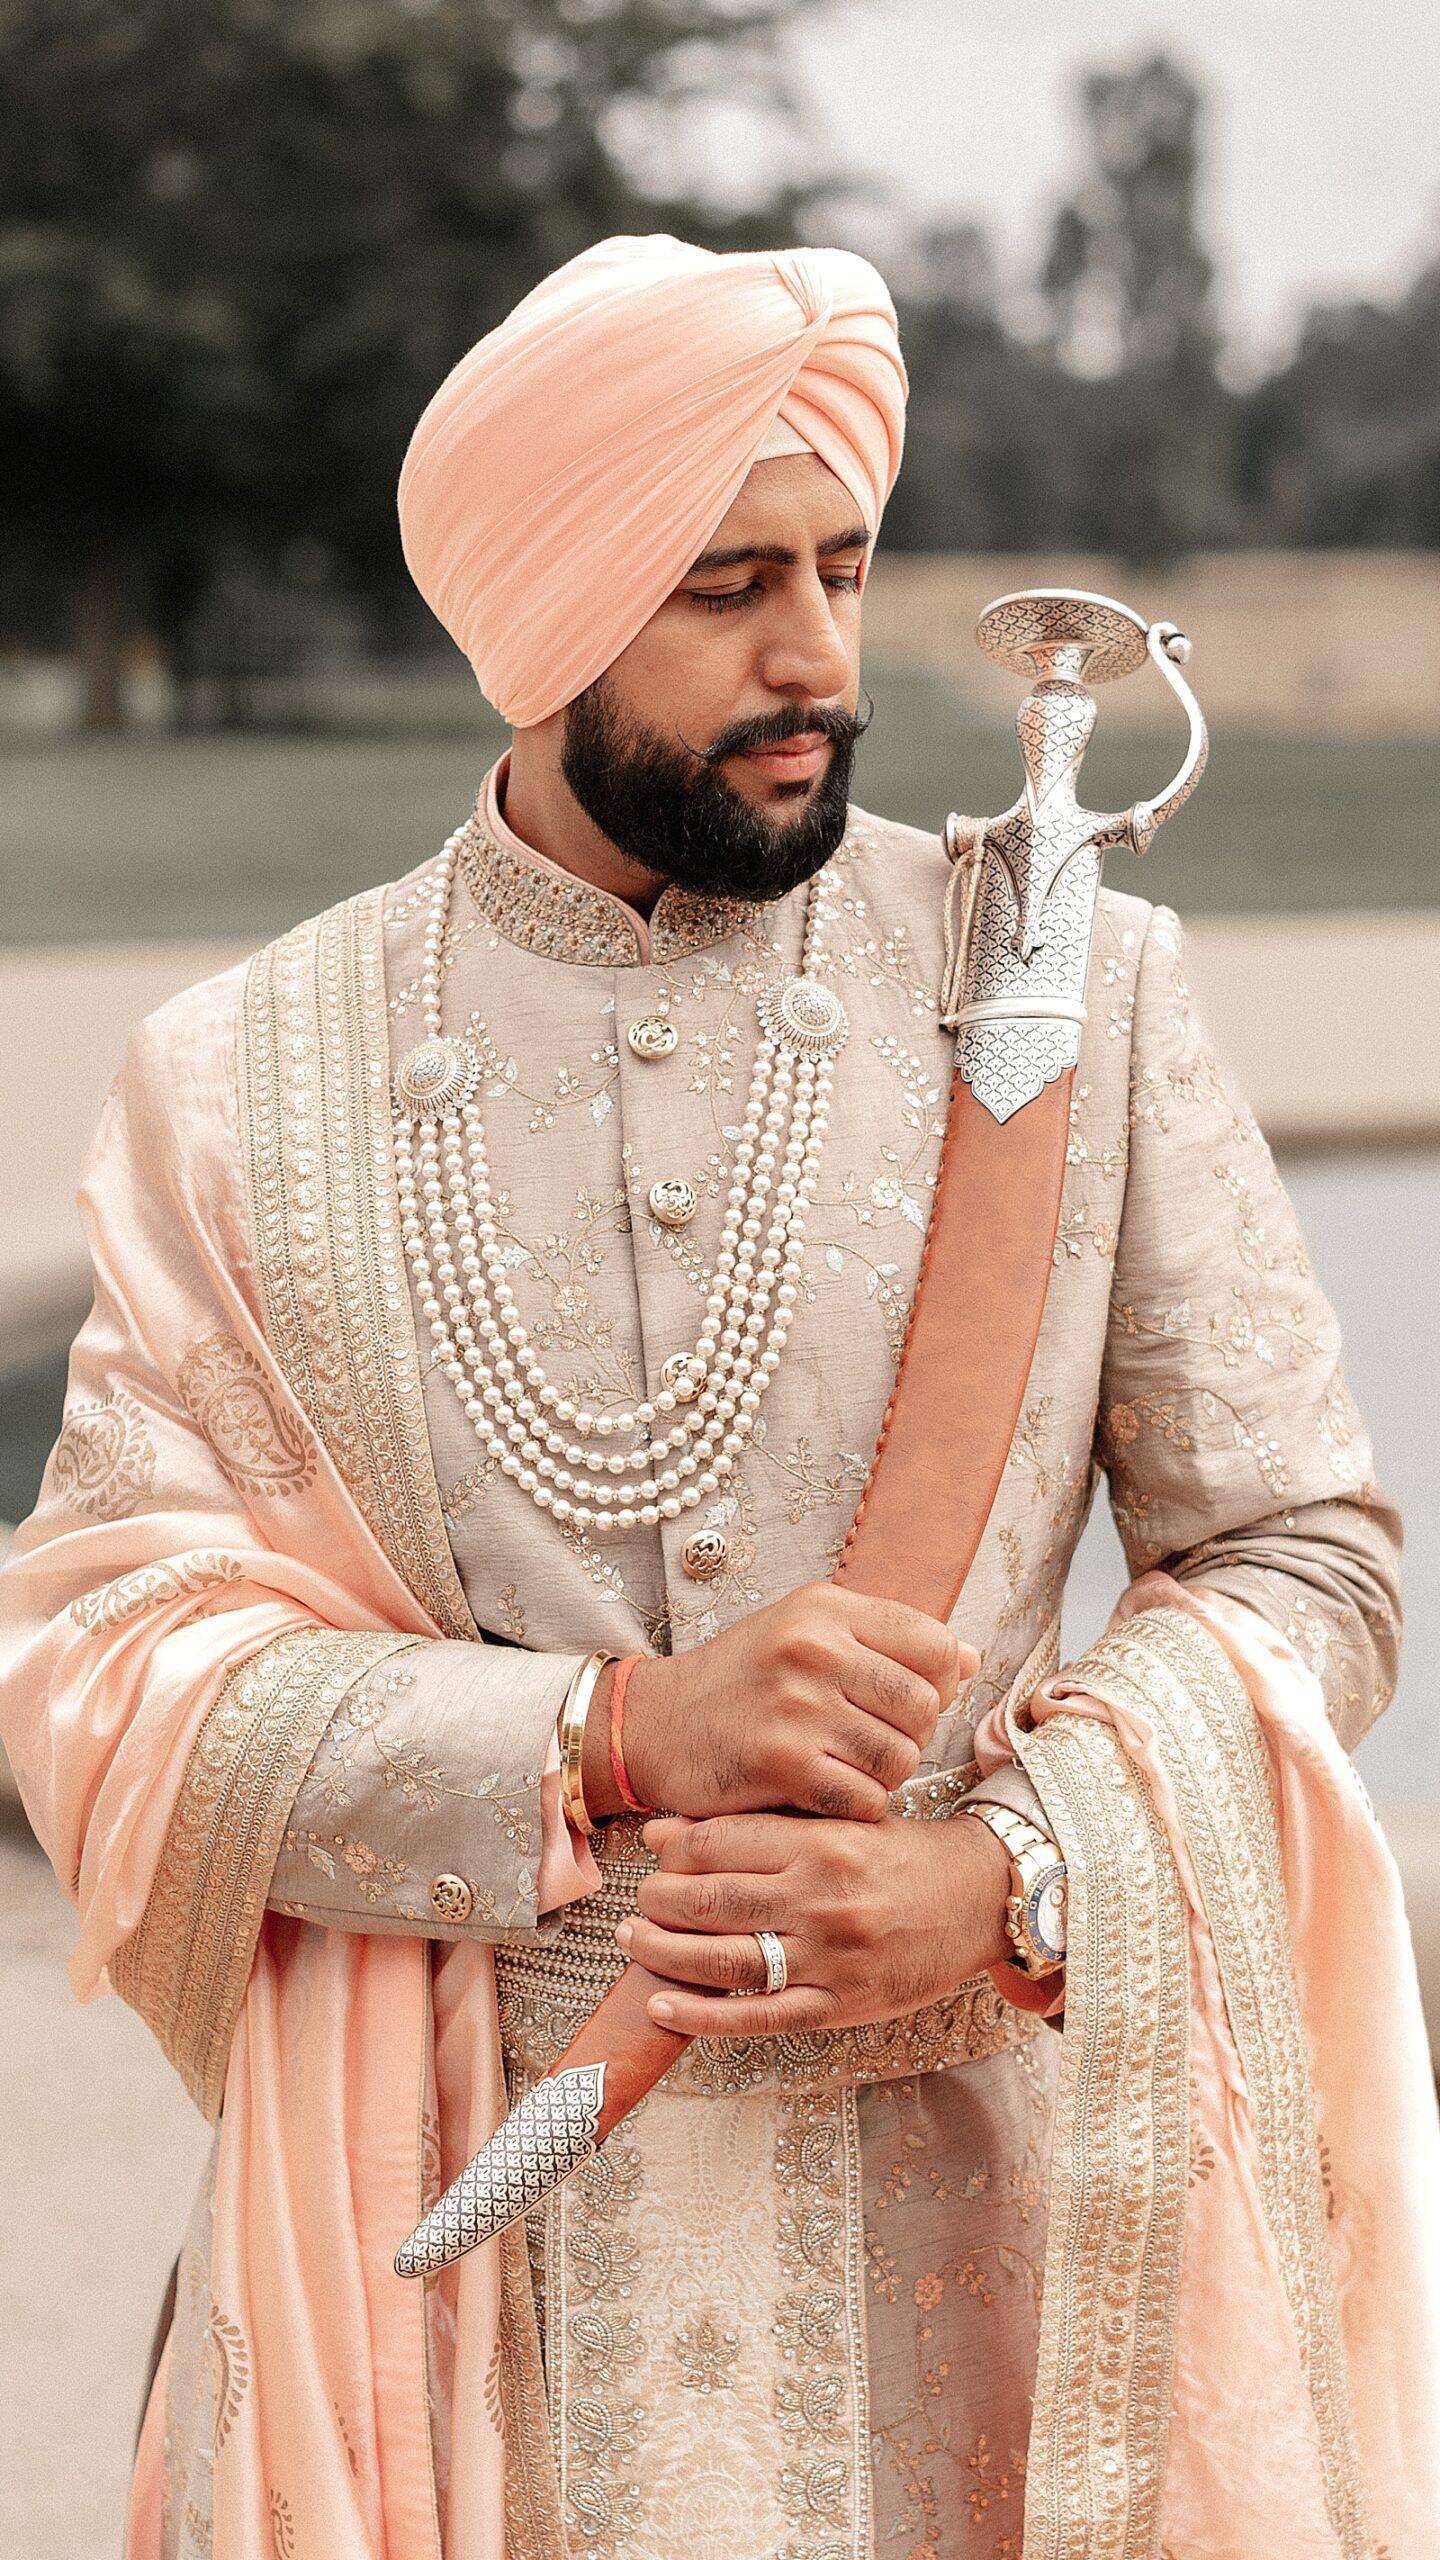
[697,450,858,554]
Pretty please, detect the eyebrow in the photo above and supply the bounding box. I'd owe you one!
[686,522,872,574]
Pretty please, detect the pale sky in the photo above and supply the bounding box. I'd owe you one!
[659,0,1438,370]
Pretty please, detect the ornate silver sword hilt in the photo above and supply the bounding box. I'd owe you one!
[939,586,1208,1122]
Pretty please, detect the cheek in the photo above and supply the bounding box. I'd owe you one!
[610,604,751,729]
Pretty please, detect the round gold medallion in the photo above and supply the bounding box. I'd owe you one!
[393,1035,482,1122]
[660,1351,707,1402]
[648,1177,698,1229]
[680,1527,730,1580]
[627,1014,678,1059]
[429,1872,475,1923]
[756,974,849,1062]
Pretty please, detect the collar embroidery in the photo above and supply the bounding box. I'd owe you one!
[457,809,768,969]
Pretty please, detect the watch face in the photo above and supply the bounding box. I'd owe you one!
[1026,1864,1068,1964]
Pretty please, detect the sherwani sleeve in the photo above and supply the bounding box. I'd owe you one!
[0,977,595,2119]
[264,1638,600,1937]
[1092,900,1401,1751]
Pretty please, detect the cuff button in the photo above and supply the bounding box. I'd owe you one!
[430,1872,474,1924]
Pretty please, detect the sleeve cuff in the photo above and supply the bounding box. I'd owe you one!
[266,1638,595,1939]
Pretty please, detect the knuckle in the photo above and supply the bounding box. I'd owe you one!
[690,1877,725,1925]
[710,1939,750,1989]
[779,1626,835,1686]
[805,1771,869,1822]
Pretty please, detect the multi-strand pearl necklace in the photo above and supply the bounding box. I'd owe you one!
[390,819,849,1540]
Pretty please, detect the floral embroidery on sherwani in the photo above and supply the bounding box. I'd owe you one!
[272,801,1397,2558]
[137,790,1400,2560]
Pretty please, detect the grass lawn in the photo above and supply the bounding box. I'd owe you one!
[2,666,1435,947]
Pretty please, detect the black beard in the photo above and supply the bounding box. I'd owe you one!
[557,676,869,904]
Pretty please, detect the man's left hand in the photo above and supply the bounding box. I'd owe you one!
[618,1806,1013,2038]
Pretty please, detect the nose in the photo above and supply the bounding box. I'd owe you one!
[756,570,856,702]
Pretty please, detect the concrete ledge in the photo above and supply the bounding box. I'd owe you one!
[1182,910,1440,1149]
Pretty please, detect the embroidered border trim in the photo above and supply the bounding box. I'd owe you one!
[458,817,765,969]
[1012,1704,1191,2559]
[1071,1609,1374,2559]
[238,888,477,1641]
[774,2082,873,2560]
[110,1627,417,2118]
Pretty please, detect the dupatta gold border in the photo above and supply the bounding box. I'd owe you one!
[1066,1609,1374,2560]
[237,887,562,2542]
[1012,1606,1373,2560]
[111,1626,417,2119]
[237,885,477,1643]
[1013,1704,1190,2559]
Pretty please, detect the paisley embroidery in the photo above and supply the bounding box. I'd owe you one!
[205,2301,250,2452]
[70,1551,243,1630]
[177,1331,316,1497]
[51,1388,156,1520]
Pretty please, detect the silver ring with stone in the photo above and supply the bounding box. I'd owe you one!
[753,1929,788,1995]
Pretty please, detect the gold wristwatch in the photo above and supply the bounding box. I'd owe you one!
[959,1800,1068,1979]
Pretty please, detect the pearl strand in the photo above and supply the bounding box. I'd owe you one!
[391,820,840,1537]
[406,1065,827,1512]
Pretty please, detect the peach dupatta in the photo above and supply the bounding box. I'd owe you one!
[0,906,565,2558]
[976,1577,1440,2558]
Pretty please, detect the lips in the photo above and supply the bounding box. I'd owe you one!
[738,735,829,777]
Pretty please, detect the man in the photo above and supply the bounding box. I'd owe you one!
[1,235,1433,2560]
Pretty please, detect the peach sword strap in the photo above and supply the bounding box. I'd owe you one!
[395,589,1206,2281]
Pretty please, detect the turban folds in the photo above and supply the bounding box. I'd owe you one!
[397,233,908,728]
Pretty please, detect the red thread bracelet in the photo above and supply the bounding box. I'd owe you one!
[607,1653,650,1813]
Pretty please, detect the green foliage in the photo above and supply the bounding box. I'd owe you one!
[891,54,1233,564]
[887,52,1436,566]
[0,0,824,694]
[1236,258,1440,546]
[0,15,1433,721]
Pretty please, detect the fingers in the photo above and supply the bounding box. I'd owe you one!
[618,1915,778,1991]
[635,1863,783,1935]
[643,1813,796,1873]
[795,1753,892,1822]
[827,1707,921,1794]
[644,1983,839,2038]
[843,1590,979,1711]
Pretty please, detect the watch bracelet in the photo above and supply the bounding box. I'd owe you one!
[959,1799,1068,1978]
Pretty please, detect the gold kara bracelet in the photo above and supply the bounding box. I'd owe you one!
[557,1651,617,1838]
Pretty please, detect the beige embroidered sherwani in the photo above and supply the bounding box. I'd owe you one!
[122,772,1400,2558]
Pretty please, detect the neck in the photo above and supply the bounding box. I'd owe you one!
[501,730,669,921]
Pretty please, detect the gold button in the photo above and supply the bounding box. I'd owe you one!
[681,1527,730,1580]
[628,1014,678,1060]
[648,1178,698,1229]
[429,1872,474,1924]
[661,1350,706,1402]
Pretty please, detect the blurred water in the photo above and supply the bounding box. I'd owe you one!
[1064,1148,1439,1804]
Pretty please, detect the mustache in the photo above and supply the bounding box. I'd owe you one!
[679,689,875,765]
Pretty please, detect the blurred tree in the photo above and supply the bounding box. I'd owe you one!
[1030,52,1231,562]
[1235,248,1440,546]
[892,52,1236,563]
[0,0,827,726]
[1039,54,1216,376]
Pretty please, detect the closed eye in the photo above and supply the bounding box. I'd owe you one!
[691,574,862,615]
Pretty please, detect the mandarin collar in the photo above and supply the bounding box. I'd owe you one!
[457,753,767,968]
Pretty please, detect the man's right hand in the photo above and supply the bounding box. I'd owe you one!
[582,1582,978,1824]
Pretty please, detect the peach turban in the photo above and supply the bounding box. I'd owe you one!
[396,233,907,728]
